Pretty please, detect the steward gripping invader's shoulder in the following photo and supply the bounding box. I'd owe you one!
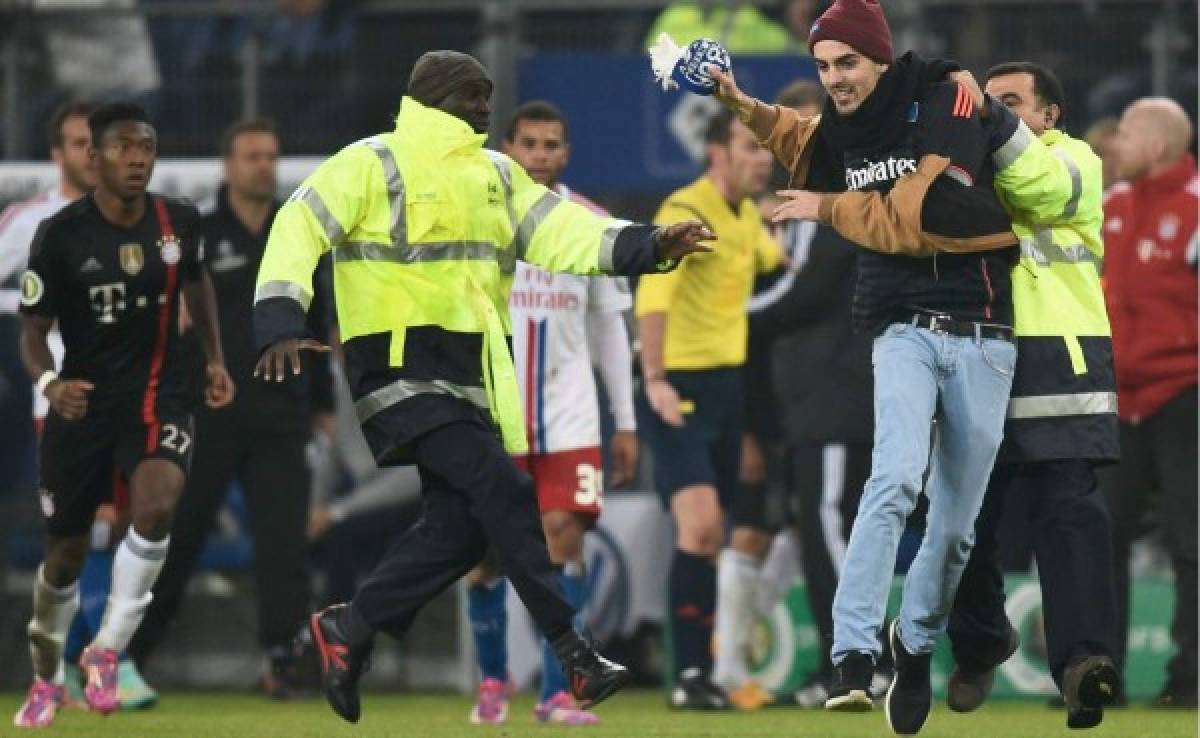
[918,80,979,122]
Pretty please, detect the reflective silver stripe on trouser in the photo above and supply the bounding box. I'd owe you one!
[335,240,498,264]
[292,185,346,245]
[992,119,1036,170]
[362,136,407,246]
[254,280,312,310]
[598,220,632,273]
[355,378,491,423]
[1053,149,1083,217]
[1007,391,1118,419]
[514,189,564,258]
[1019,227,1102,269]
[484,150,518,273]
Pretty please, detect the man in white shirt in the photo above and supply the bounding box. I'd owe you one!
[465,101,639,727]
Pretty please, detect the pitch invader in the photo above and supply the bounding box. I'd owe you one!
[13,103,234,729]
[467,101,639,727]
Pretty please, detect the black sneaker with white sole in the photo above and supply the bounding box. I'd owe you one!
[825,652,875,712]
[670,668,731,710]
[885,621,932,736]
[1063,655,1120,729]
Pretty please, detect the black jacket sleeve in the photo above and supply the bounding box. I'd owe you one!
[609,224,679,276]
[304,254,335,413]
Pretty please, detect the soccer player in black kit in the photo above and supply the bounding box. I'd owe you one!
[13,103,234,728]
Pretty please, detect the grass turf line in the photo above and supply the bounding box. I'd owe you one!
[1,690,1196,737]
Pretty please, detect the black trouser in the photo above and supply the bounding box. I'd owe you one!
[792,442,872,679]
[350,419,574,640]
[130,410,312,662]
[309,500,421,608]
[949,459,1118,686]
[1098,387,1198,691]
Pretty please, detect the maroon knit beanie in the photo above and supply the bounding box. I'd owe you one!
[808,0,894,64]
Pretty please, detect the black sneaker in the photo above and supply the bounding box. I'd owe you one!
[670,668,731,710]
[309,604,372,723]
[825,651,875,711]
[1063,655,1120,729]
[885,621,932,736]
[551,632,630,709]
[947,624,1020,713]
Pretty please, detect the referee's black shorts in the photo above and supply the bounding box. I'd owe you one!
[640,366,743,509]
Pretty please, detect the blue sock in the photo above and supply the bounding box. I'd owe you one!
[540,564,586,702]
[468,578,508,682]
[65,550,115,663]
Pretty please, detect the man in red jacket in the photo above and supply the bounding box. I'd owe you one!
[1101,96,1197,708]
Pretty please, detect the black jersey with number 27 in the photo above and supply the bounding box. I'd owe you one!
[20,193,203,415]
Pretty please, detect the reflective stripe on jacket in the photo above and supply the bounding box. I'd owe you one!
[254,97,664,456]
[991,120,1118,462]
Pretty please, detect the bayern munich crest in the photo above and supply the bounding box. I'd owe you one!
[159,235,182,265]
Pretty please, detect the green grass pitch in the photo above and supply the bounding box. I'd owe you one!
[1,690,1195,737]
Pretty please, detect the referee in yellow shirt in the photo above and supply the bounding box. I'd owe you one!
[637,109,780,710]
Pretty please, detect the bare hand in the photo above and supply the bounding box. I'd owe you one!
[313,412,336,441]
[740,432,766,485]
[646,378,683,428]
[771,190,825,222]
[655,220,715,262]
[177,300,193,334]
[307,505,335,541]
[205,362,236,408]
[46,378,94,420]
[254,338,331,383]
[609,430,640,487]
[950,70,985,117]
[708,65,754,119]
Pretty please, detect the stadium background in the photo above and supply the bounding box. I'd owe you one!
[0,0,1195,722]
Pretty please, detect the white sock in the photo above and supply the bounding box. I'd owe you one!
[93,530,169,651]
[755,530,801,616]
[712,548,760,688]
[28,564,80,683]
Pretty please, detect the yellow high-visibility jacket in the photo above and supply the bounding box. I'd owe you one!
[990,120,1118,463]
[254,97,668,460]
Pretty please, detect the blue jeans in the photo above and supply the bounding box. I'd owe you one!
[832,322,1016,660]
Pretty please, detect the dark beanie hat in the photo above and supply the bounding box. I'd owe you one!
[808,0,893,64]
[407,50,493,107]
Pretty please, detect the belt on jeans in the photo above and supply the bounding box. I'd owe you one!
[905,312,1014,342]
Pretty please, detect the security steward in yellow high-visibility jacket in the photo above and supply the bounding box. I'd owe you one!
[945,63,1122,730]
[249,51,714,725]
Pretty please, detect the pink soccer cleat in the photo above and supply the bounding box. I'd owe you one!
[13,679,64,728]
[79,646,120,715]
[535,690,601,725]
[468,677,510,725]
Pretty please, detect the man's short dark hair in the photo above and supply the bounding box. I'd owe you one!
[88,102,152,147]
[986,61,1066,124]
[505,100,569,143]
[704,108,736,146]
[220,118,280,157]
[48,101,97,150]
[775,79,826,110]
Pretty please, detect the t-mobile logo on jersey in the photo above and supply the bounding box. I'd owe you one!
[844,156,918,191]
[89,282,127,324]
